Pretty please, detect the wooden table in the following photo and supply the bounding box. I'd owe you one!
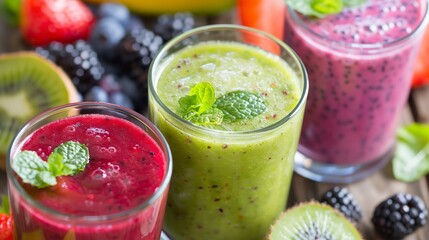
[0,8,428,240]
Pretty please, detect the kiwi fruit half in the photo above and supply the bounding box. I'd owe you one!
[268,202,363,240]
[0,52,78,169]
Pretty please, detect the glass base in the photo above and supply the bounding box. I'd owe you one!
[160,231,171,240]
[294,147,393,183]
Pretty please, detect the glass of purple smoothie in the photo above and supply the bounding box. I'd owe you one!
[284,0,429,183]
[7,102,172,240]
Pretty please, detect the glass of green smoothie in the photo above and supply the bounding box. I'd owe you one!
[149,24,308,240]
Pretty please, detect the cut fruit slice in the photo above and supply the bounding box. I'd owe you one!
[0,52,78,169]
[268,202,363,240]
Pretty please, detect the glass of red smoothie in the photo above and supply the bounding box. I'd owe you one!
[6,102,172,240]
[284,0,429,183]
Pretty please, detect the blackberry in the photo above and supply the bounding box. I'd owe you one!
[154,12,195,42]
[372,193,428,239]
[319,186,362,223]
[36,40,105,94]
[118,28,163,71]
[34,41,66,63]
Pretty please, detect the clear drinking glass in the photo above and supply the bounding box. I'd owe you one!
[284,0,429,183]
[149,24,308,239]
[7,102,172,240]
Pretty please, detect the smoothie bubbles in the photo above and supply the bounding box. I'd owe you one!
[6,102,172,240]
[284,0,429,182]
[149,25,308,239]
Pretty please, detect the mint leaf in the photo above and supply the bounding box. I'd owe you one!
[311,0,342,15]
[185,108,224,126]
[179,94,199,115]
[0,195,10,215]
[12,151,57,188]
[47,152,66,176]
[178,82,219,125]
[188,82,216,114]
[285,0,367,18]
[50,141,89,176]
[343,0,367,7]
[285,0,327,18]
[214,91,266,122]
[12,141,90,188]
[392,123,429,182]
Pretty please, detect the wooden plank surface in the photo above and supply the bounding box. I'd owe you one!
[0,8,428,240]
[289,102,429,240]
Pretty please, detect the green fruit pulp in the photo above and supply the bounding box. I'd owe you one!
[0,53,74,156]
[269,203,363,240]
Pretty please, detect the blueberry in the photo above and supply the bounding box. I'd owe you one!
[89,18,126,60]
[110,91,134,109]
[126,15,145,32]
[98,3,130,26]
[84,86,109,102]
[118,76,140,102]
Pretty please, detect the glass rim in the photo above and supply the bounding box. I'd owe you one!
[148,24,309,136]
[6,102,173,223]
[286,0,429,50]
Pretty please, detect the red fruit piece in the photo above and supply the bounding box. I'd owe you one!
[412,26,429,88]
[21,0,95,46]
[0,213,13,240]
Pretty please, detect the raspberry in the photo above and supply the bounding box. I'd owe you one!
[154,12,196,42]
[319,186,362,223]
[0,213,13,240]
[372,193,428,239]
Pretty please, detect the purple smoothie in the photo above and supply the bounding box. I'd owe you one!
[284,0,427,167]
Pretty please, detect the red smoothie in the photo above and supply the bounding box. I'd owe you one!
[10,113,168,240]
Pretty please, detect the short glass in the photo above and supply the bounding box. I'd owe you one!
[284,0,429,183]
[7,102,172,240]
[149,24,308,239]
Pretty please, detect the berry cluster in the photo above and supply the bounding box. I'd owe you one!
[318,187,428,239]
[372,193,428,239]
[319,186,362,223]
[35,2,196,113]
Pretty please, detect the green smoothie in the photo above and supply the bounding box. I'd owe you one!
[150,40,305,239]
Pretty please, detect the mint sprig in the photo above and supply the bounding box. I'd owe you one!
[285,0,367,18]
[392,124,429,182]
[178,82,267,126]
[179,82,224,126]
[12,141,90,188]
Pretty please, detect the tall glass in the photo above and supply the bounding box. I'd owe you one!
[149,25,308,239]
[284,0,429,183]
[7,102,172,240]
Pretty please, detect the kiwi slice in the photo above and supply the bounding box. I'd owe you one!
[268,202,363,240]
[0,52,78,169]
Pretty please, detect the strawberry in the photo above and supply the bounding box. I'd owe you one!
[0,213,13,240]
[20,0,95,46]
[0,196,13,240]
[412,25,429,88]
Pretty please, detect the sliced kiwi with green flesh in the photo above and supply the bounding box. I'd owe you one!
[0,52,78,169]
[268,202,363,240]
